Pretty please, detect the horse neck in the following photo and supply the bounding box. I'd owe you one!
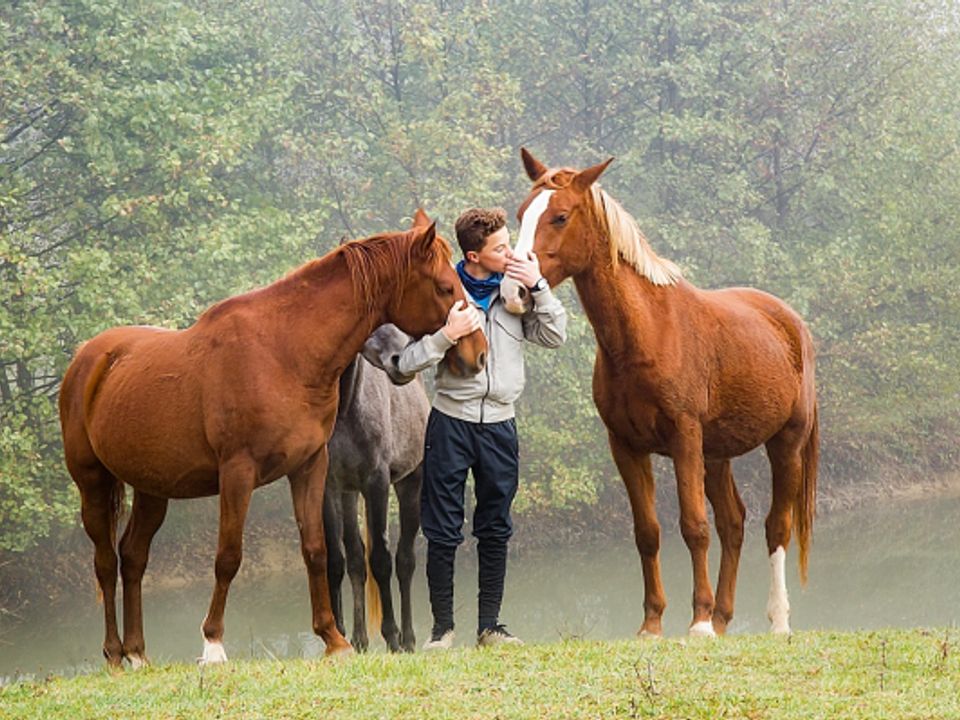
[337,356,363,419]
[268,255,387,387]
[572,238,662,365]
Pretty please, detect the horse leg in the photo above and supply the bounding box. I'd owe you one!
[340,490,369,651]
[394,466,422,652]
[704,459,745,635]
[199,454,256,664]
[75,465,125,667]
[364,471,401,652]
[764,432,804,634]
[288,447,352,656]
[119,490,168,667]
[323,485,348,638]
[608,434,665,637]
[670,420,715,636]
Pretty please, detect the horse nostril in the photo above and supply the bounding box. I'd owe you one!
[519,287,528,299]
[477,352,486,370]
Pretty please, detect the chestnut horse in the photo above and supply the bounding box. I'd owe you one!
[514,149,818,636]
[58,212,486,667]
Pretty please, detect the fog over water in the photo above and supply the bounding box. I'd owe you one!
[2,493,958,682]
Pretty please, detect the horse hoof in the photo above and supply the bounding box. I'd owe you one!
[637,629,662,641]
[198,639,228,665]
[127,654,148,670]
[688,621,717,638]
[770,622,791,635]
[325,644,355,661]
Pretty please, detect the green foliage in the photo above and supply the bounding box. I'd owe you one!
[2,0,959,552]
[0,0,320,550]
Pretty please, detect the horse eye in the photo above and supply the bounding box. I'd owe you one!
[437,283,454,296]
[551,214,568,226]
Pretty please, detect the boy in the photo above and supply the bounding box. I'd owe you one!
[397,207,567,648]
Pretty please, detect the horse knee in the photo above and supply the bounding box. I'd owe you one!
[395,549,415,581]
[634,525,660,558]
[680,516,710,550]
[725,519,745,551]
[215,548,243,581]
[120,553,148,583]
[301,543,328,577]
[369,546,392,581]
[328,550,345,584]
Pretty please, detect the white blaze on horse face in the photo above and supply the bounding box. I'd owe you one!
[501,189,556,315]
[766,545,791,634]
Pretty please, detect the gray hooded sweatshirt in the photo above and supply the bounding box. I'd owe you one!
[396,285,567,423]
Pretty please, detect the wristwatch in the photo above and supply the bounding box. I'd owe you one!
[529,277,548,293]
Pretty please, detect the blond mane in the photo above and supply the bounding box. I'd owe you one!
[589,186,682,286]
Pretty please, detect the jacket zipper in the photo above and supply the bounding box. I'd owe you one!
[480,310,492,424]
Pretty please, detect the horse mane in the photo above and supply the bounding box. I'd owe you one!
[587,186,682,286]
[537,168,681,286]
[336,230,452,317]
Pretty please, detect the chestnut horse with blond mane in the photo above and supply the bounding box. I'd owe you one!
[59,212,486,667]
[511,149,818,637]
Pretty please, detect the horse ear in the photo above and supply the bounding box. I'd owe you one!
[411,208,432,229]
[413,221,437,257]
[520,147,548,182]
[572,157,614,193]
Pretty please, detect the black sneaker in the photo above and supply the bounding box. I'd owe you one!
[477,624,524,647]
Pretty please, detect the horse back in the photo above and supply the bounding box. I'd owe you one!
[592,282,815,458]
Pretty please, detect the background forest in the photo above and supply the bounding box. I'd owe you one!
[2,0,959,587]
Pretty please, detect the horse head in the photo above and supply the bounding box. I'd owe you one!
[499,226,534,316]
[361,323,417,385]
[516,147,614,288]
[385,210,487,376]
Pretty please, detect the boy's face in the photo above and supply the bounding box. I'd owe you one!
[466,226,511,274]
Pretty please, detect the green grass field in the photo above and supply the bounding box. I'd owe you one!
[2,629,958,719]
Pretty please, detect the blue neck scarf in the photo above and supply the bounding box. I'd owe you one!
[456,260,502,313]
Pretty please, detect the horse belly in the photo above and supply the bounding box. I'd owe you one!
[702,390,795,459]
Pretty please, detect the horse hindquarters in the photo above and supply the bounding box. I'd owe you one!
[763,405,818,635]
[60,351,127,666]
[73,464,126,667]
[118,490,168,667]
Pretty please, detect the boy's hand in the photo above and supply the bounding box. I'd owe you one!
[505,251,543,289]
[442,300,482,342]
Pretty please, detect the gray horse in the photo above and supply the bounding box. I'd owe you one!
[324,323,428,652]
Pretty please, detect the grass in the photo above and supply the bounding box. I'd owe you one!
[2,629,958,719]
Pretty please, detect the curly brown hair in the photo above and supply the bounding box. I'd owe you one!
[454,207,507,255]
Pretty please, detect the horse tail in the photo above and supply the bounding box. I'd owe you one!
[795,401,818,586]
[108,475,126,551]
[364,513,382,638]
[81,350,113,425]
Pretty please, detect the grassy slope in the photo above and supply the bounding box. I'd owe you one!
[2,630,958,719]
